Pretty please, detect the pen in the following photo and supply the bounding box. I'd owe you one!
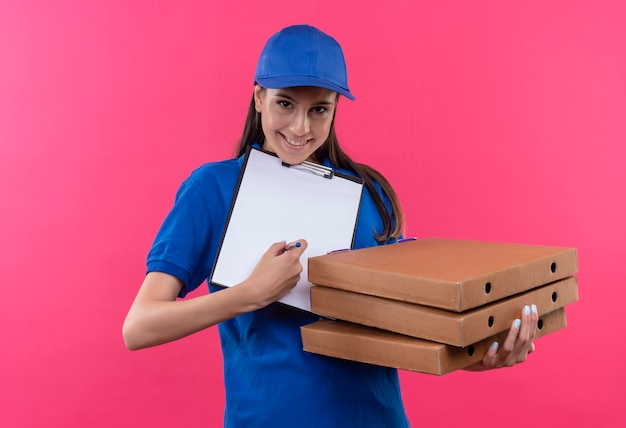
[284,242,301,251]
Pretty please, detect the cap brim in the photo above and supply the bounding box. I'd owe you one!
[256,76,355,101]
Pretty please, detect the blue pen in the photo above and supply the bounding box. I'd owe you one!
[284,242,301,251]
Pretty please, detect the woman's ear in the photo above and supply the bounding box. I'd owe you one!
[253,85,264,113]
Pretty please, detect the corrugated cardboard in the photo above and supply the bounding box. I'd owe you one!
[301,308,567,375]
[308,238,578,311]
[311,276,578,346]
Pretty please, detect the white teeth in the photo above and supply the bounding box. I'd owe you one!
[285,135,307,146]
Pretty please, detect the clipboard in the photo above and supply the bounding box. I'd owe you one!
[210,146,364,312]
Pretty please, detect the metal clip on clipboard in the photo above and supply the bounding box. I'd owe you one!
[281,161,334,179]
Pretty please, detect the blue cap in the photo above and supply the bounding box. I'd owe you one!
[254,25,355,100]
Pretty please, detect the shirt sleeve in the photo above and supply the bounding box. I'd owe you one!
[146,176,215,297]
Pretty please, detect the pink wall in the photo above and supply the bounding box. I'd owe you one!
[1,1,624,426]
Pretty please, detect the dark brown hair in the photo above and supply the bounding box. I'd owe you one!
[234,92,404,243]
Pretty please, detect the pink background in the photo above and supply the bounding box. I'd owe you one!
[1,1,624,426]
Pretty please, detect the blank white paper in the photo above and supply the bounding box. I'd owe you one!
[210,147,363,312]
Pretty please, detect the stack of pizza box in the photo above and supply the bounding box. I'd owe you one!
[301,238,578,375]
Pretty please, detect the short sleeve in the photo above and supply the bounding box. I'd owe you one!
[146,177,215,297]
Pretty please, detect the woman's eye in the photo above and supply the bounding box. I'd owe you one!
[312,106,327,114]
[278,100,291,108]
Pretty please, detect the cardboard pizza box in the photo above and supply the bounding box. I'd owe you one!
[311,276,577,346]
[301,308,567,375]
[308,238,577,311]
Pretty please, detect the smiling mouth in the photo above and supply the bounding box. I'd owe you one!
[283,134,310,147]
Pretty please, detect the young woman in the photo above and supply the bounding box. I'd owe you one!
[123,24,538,427]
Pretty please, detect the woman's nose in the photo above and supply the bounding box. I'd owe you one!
[289,111,310,136]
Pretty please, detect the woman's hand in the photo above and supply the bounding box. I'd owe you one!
[237,240,308,310]
[464,304,538,371]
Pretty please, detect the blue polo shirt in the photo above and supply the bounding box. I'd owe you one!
[147,150,409,428]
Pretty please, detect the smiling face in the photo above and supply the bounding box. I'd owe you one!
[254,85,338,165]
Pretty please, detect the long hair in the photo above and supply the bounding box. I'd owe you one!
[234,93,404,243]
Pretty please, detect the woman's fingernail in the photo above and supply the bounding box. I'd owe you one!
[491,342,499,351]
[513,319,521,329]
[531,304,538,314]
[524,305,531,316]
